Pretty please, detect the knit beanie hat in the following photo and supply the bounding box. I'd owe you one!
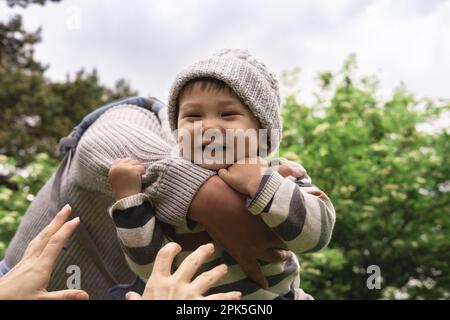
[167,48,282,153]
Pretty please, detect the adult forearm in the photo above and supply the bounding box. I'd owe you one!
[187,175,289,288]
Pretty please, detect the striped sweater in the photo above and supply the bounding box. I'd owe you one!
[109,159,336,300]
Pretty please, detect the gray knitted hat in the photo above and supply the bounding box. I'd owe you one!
[167,48,282,153]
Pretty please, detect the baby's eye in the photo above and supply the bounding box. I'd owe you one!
[185,114,202,119]
[221,112,240,117]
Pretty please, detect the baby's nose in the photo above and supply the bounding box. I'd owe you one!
[201,118,225,136]
[201,117,222,131]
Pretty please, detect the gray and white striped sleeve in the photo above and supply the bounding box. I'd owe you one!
[108,193,170,280]
[247,168,336,254]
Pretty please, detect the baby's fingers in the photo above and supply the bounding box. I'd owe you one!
[277,164,305,178]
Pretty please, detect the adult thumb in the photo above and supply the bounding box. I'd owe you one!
[44,289,89,300]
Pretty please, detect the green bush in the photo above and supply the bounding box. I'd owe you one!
[0,153,57,258]
[280,56,450,299]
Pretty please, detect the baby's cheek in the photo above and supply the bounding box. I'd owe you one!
[244,136,260,159]
[177,130,197,161]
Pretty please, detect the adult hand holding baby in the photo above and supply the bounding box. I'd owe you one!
[194,158,305,289]
[188,174,293,289]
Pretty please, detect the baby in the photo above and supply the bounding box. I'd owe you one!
[108,49,336,299]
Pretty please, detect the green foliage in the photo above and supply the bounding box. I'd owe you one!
[0,153,57,258]
[0,15,44,71]
[0,15,138,165]
[281,55,450,299]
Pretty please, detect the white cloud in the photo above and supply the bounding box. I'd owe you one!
[1,0,449,104]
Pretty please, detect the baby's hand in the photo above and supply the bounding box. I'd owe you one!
[218,157,268,198]
[108,158,145,200]
[272,159,307,181]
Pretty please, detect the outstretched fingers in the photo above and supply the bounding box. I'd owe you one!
[174,243,215,283]
[39,216,80,273]
[23,204,73,260]
[190,263,227,294]
[151,242,182,278]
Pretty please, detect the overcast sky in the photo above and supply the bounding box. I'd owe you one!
[1,0,449,104]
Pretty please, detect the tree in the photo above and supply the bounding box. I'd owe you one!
[0,15,138,166]
[280,55,450,299]
[0,10,138,259]
[0,15,44,71]
[6,0,61,8]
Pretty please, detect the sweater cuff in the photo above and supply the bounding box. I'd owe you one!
[247,169,284,215]
[143,158,216,228]
[108,193,148,217]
